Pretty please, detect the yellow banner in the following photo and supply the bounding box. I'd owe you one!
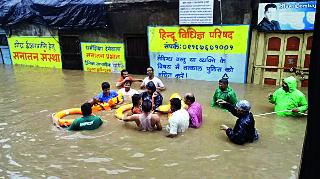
[81,43,125,73]
[8,36,62,68]
[149,25,249,54]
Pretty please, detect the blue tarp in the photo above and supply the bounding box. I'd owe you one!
[0,0,107,29]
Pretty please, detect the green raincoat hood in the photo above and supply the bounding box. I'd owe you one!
[283,76,297,93]
[269,76,308,116]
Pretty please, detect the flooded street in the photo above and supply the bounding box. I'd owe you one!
[0,65,307,178]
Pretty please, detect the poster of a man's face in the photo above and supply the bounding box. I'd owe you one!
[265,4,277,21]
[258,3,281,31]
[257,1,316,31]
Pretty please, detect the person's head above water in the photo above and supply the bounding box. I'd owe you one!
[120,69,129,78]
[282,76,297,93]
[219,78,229,91]
[146,81,156,94]
[235,100,251,115]
[81,102,92,116]
[170,98,182,112]
[132,94,141,106]
[101,82,111,96]
[141,100,152,113]
[146,67,154,78]
[184,93,195,106]
[124,80,132,92]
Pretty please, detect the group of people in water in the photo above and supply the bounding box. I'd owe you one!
[65,67,308,145]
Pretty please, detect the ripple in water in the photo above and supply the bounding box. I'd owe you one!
[99,168,129,175]
[60,133,97,140]
[130,153,145,158]
[151,147,167,152]
[77,157,113,163]
[123,166,144,170]
[49,165,62,169]
[0,138,10,143]
[6,154,22,167]
[164,163,178,167]
[121,147,132,151]
[193,154,219,160]
[120,136,129,140]
[47,176,61,179]
[37,155,47,159]
[3,144,11,149]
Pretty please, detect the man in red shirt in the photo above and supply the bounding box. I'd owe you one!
[116,69,142,89]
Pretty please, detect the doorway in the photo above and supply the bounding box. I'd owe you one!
[248,30,312,87]
[124,34,149,75]
[58,32,83,70]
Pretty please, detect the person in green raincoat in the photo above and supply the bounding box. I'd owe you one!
[211,78,238,108]
[269,76,308,116]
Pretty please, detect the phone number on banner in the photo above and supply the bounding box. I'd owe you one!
[164,43,234,51]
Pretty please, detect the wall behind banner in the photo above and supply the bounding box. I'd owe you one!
[148,25,250,83]
[81,42,125,73]
[7,36,62,68]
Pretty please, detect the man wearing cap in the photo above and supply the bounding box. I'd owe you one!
[218,99,259,145]
[211,78,237,108]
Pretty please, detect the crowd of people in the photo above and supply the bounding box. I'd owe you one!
[66,67,308,145]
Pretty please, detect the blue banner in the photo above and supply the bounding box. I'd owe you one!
[258,1,316,31]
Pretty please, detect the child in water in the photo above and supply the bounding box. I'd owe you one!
[131,94,142,114]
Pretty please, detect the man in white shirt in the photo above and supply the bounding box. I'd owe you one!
[118,80,139,98]
[140,67,165,91]
[166,98,189,138]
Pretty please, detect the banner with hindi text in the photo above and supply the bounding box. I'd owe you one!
[148,25,250,83]
[81,43,125,73]
[8,36,62,68]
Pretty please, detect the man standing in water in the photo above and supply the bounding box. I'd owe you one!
[211,78,237,108]
[218,99,259,145]
[166,98,189,138]
[68,103,103,131]
[116,69,142,89]
[269,76,308,116]
[184,93,203,128]
[140,67,165,91]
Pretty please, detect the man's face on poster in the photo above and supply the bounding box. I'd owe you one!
[265,7,277,21]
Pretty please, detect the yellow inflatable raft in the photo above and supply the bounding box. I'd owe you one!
[158,93,187,113]
[114,103,133,120]
[53,94,123,127]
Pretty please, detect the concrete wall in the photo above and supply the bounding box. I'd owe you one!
[6,0,258,42]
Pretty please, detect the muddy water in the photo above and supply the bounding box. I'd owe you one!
[0,65,307,178]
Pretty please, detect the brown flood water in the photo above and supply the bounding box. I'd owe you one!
[0,65,307,178]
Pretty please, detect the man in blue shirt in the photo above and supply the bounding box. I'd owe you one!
[90,82,118,105]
